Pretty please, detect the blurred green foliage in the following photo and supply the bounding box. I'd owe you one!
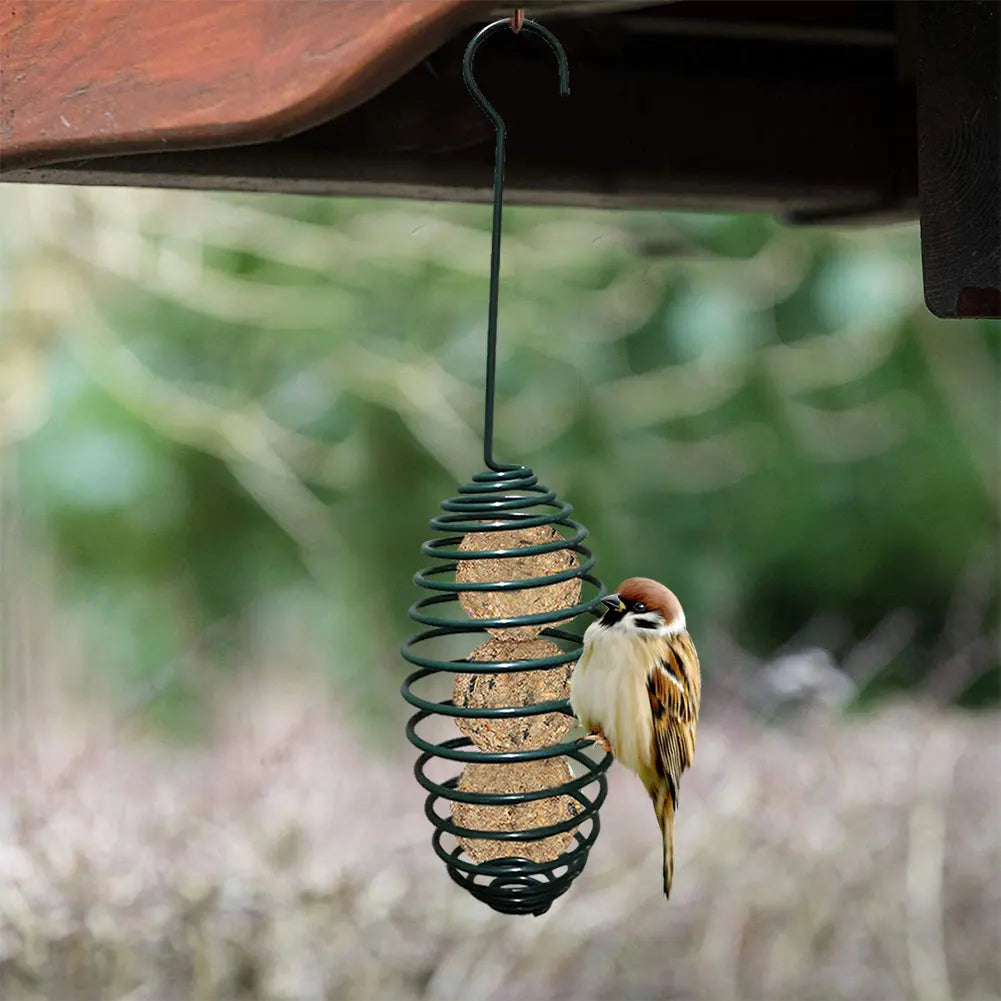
[1,188,997,727]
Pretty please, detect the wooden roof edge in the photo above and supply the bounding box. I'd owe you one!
[0,0,474,171]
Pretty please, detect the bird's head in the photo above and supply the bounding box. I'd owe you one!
[598,576,686,638]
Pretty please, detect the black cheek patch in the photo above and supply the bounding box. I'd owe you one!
[633,616,660,630]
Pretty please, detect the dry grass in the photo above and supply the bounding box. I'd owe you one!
[1,679,999,1001]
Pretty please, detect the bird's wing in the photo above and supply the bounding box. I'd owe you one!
[646,640,699,808]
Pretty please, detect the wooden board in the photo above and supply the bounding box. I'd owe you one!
[1,0,471,170]
[916,1,1001,318]
[1,4,916,219]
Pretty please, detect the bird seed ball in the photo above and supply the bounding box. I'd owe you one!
[452,758,581,864]
[456,525,581,640]
[453,637,574,753]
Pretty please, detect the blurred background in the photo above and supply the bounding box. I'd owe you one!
[1,185,998,1000]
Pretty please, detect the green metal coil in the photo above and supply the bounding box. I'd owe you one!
[401,463,611,916]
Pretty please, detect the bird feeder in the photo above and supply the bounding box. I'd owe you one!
[400,17,611,916]
[400,461,610,915]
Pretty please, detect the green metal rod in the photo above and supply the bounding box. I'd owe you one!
[462,18,569,471]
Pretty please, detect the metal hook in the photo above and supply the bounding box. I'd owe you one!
[462,17,570,472]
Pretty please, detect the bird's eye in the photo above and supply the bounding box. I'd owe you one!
[634,601,647,612]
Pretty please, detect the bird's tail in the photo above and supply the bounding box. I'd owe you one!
[651,781,676,899]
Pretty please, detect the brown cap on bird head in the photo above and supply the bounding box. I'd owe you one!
[615,577,684,627]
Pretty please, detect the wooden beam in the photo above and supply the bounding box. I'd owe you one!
[916,1,1001,318]
[0,0,471,170]
[1,14,917,219]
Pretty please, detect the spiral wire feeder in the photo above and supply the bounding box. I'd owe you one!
[401,16,612,916]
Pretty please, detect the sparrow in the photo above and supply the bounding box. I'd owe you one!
[570,577,701,899]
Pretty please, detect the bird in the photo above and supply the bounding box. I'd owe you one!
[570,577,701,899]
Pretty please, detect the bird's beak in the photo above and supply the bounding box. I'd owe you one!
[601,594,626,613]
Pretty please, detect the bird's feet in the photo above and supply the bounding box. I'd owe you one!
[585,729,613,754]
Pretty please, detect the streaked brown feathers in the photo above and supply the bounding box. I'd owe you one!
[646,631,701,898]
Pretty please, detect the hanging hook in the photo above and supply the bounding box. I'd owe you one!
[462,17,570,472]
